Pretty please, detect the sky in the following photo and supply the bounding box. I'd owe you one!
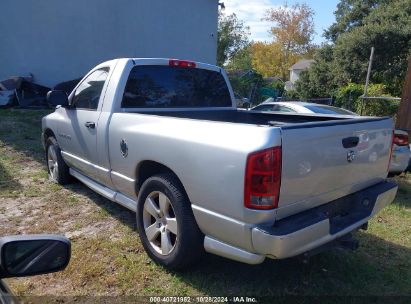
[224,0,340,45]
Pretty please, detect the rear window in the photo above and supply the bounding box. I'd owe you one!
[122,65,232,108]
[303,105,357,115]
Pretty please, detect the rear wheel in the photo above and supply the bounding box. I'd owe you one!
[136,173,204,270]
[46,137,71,185]
[143,191,178,255]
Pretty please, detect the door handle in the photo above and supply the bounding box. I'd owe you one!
[342,136,359,148]
[85,122,96,129]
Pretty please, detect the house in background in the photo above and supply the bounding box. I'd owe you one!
[285,59,315,90]
[0,0,219,88]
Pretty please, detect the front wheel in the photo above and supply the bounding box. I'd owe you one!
[136,174,204,270]
[46,137,72,185]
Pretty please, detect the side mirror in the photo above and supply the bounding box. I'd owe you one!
[47,90,69,107]
[0,235,71,278]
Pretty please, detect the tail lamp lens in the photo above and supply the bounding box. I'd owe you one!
[244,147,281,210]
[393,133,409,146]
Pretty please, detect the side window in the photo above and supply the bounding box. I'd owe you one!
[72,68,109,110]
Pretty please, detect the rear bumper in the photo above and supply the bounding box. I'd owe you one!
[252,181,398,259]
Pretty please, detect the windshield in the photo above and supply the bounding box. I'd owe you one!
[303,105,357,115]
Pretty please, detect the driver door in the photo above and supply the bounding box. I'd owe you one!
[57,68,109,179]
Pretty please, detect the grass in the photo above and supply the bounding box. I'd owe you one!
[0,109,410,301]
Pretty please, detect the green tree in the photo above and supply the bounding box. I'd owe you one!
[217,12,250,66]
[297,0,411,99]
[295,44,337,98]
[324,0,389,43]
[226,44,253,71]
[333,0,411,95]
[229,72,265,104]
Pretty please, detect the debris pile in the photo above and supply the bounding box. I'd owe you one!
[0,74,50,108]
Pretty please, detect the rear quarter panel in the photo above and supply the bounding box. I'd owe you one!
[108,113,281,224]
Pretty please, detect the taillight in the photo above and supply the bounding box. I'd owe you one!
[169,59,196,68]
[244,147,281,210]
[393,133,409,146]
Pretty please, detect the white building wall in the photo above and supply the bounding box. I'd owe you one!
[289,69,302,83]
[0,0,218,87]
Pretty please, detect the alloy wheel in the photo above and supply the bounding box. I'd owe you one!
[142,191,178,255]
[47,145,59,181]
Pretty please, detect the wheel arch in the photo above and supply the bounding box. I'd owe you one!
[135,160,190,202]
[43,128,56,146]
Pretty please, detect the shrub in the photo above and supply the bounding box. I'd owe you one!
[266,79,285,97]
[334,83,399,117]
[283,89,300,99]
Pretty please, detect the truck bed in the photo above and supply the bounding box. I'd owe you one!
[141,109,380,127]
[132,109,392,219]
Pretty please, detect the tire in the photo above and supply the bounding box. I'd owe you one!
[136,173,204,270]
[45,137,72,185]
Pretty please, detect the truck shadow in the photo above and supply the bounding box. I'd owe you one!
[64,181,137,229]
[173,233,411,297]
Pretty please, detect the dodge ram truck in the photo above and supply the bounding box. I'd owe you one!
[42,58,398,270]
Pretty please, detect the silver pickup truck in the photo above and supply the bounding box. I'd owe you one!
[42,58,398,270]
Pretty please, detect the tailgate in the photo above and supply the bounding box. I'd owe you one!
[277,117,393,219]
